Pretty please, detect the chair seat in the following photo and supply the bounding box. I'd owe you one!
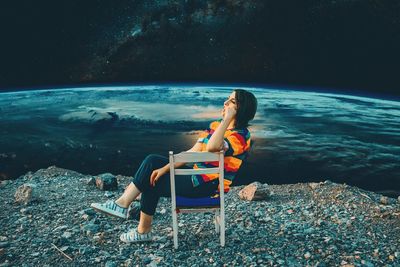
[176,195,220,208]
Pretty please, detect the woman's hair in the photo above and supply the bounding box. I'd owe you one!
[233,89,258,129]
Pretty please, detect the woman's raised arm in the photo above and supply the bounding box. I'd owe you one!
[206,106,236,152]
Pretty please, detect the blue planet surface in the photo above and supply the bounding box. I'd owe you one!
[0,86,399,197]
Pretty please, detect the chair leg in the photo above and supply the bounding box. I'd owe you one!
[220,208,225,247]
[214,209,220,234]
[172,209,178,249]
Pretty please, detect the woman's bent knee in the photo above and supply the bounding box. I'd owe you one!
[143,154,163,163]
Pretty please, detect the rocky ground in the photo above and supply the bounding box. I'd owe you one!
[0,166,399,266]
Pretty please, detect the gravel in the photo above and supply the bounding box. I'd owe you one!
[0,166,399,266]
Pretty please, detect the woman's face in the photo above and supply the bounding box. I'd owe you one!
[221,91,238,118]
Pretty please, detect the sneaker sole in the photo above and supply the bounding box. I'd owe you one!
[90,203,127,219]
[120,237,152,243]
[120,234,152,243]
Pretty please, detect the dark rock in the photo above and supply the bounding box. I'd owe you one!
[80,208,96,216]
[127,203,141,221]
[86,177,96,186]
[95,173,118,191]
[143,257,152,265]
[81,223,100,235]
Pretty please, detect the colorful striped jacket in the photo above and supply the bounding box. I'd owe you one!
[191,119,251,194]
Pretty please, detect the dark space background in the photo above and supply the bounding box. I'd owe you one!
[0,0,400,97]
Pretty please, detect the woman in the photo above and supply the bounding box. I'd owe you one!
[91,89,257,243]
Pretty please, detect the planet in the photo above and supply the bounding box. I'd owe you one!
[0,85,399,198]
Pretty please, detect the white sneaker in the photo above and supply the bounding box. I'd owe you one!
[120,229,153,243]
[91,200,128,219]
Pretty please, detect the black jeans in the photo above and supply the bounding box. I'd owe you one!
[131,154,219,216]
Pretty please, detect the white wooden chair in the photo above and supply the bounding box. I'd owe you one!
[169,150,225,249]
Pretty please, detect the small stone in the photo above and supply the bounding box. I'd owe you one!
[93,235,101,242]
[15,183,37,205]
[309,182,321,190]
[0,237,7,242]
[95,173,118,191]
[104,191,114,198]
[143,257,152,265]
[258,215,273,223]
[238,182,270,201]
[0,242,9,248]
[80,208,96,216]
[277,259,285,265]
[304,252,311,259]
[380,196,389,205]
[53,225,68,232]
[61,232,72,239]
[105,260,117,267]
[304,227,315,235]
[20,208,31,215]
[360,260,374,267]
[0,180,9,188]
[82,223,100,235]
[373,248,379,257]
[123,259,133,267]
[60,246,69,252]
[78,246,93,255]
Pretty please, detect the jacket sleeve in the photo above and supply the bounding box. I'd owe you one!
[223,130,251,156]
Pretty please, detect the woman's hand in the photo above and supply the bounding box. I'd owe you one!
[223,105,237,122]
[150,166,169,187]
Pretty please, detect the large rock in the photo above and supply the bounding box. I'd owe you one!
[15,183,38,205]
[238,182,270,201]
[95,173,118,191]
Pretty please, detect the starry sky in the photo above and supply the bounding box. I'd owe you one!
[1,0,400,97]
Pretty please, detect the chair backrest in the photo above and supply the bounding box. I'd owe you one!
[168,151,225,197]
[168,151,224,176]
